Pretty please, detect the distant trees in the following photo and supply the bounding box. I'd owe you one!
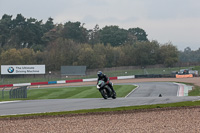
[179,47,200,63]
[0,14,13,47]
[1,48,22,65]
[99,25,127,46]
[0,40,179,70]
[61,21,88,43]
[0,48,37,65]
[99,26,148,46]
[88,24,100,45]
[0,13,184,70]
[159,43,179,67]
[0,14,45,49]
[128,27,148,42]
[134,41,160,66]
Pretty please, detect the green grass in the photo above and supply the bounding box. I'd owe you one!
[27,85,135,100]
[0,85,136,101]
[189,85,200,96]
[0,90,10,101]
[174,82,200,96]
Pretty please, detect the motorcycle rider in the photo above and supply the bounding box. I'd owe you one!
[97,71,115,93]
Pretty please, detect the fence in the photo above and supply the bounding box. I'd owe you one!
[61,66,86,76]
[0,64,200,86]
[1,86,27,100]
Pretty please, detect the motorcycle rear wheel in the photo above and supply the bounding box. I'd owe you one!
[112,91,116,99]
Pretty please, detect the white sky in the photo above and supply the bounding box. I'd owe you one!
[0,0,200,51]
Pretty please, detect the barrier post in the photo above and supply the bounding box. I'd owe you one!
[2,87,5,99]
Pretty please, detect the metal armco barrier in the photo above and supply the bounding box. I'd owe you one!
[9,86,27,99]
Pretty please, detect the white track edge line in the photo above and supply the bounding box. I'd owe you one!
[125,84,139,98]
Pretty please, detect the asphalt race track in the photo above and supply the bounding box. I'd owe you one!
[0,82,200,116]
[128,82,179,97]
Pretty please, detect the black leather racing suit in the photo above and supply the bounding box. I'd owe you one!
[97,74,114,92]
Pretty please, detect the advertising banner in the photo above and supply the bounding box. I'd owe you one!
[176,74,193,78]
[1,65,45,75]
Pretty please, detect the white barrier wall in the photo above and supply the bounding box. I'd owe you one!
[117,75,135,80]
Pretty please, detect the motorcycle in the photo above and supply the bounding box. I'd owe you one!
[97,80,116,99]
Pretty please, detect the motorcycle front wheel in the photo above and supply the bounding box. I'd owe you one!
[100,89,108,99]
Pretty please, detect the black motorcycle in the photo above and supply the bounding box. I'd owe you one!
[97,80,116,99]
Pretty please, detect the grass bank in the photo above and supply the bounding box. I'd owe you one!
[27,85,135,100]
[189,85,200,96]
[1,100,200,119]
[176,82,200,96]
[0,85,136,101]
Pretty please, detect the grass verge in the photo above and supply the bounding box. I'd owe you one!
[28,85,135,99]
[189,85,200,96]
[0,85,136,101]
[175,82,200,96]
[1,100,200,119]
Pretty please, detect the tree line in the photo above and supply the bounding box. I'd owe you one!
[0,14,198,71]
[179,47,200,63]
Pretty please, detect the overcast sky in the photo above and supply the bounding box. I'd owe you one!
[0,0,200,51]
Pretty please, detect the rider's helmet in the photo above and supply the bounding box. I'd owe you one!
[97,71,103,78]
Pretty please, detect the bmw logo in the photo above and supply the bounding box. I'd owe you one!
[7,67,14,73]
